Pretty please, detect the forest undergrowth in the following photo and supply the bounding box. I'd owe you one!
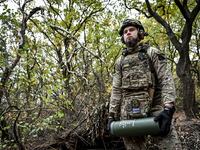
[29,106,200,150]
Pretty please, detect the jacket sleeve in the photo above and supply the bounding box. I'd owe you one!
[148,47,176,104]
[108,56,123,119]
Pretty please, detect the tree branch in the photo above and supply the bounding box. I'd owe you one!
[50,25,113,79]
[181,0,200,46]
[124,0,152,18]
[0,0,6,3]
[0,3,44,102]
[21,0,33,11]
[145,0,181,51]
[13,111,25,150]
[26,7,44,21]
[174,0,190,20]
[190,0,200,21]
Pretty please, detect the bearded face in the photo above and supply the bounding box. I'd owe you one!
[125,37,138,48]
[123,26,140,48]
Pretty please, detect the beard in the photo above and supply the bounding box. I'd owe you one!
[125,37,138,48]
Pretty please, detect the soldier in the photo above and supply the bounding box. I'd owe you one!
[107,19,182,150]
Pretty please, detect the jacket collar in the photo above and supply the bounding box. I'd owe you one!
[127,45,140,53]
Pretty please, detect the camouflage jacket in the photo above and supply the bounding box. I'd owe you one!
[109,45,176,119]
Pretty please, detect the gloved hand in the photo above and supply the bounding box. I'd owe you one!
[107,117,115,131]
[154,106,175,137]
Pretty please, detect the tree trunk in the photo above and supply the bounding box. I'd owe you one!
[176,46,198,119]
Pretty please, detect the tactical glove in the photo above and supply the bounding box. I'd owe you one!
[154,106,175,137]
[107,117,115,131]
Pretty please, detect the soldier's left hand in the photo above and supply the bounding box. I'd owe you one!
[107,117,115,131]
[154,106,175,137]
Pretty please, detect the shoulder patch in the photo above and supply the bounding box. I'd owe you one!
[123,62,129,67]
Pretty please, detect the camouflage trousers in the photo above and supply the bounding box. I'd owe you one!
[122,124,183,150]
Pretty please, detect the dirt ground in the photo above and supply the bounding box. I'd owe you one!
[173,111,200,150]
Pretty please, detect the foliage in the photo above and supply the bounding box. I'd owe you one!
[0,0,129,148]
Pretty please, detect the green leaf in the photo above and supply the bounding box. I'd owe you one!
[53,86,58,91]
[42,122,48,126]
[3,126,10,130]
[13,144,17,148]
[57,111,64,117]
[32,134,38,137]
[29,129,36,135]
[47,89,52,96]
[1,116,4,121]
[42,96,46,101]
[72,123,77,127]
[59,95,63,98]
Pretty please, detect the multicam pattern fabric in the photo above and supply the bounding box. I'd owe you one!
[120,49,153,118]
[109,45,176,119]
[120,93,152,119]
[147,47,176,105]
[121,51,152,90]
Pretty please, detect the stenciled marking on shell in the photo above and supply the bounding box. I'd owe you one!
[118,119,136,128]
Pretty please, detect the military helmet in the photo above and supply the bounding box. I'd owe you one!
[119,19,145,36]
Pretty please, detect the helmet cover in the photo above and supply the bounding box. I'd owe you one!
[119,19,145,36]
